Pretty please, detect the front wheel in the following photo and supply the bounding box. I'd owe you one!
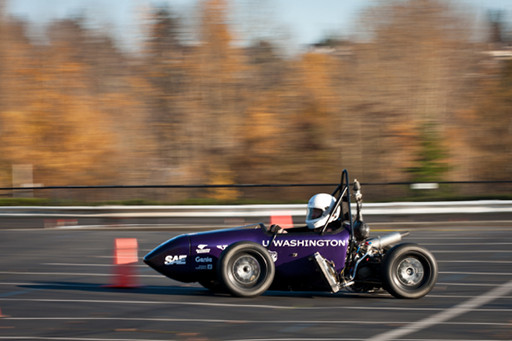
[218,241,275,297]
[382,243,438,299]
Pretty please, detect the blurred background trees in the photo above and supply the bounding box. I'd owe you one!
[0,0,511,202]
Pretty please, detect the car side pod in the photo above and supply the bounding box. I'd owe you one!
[313,252,341,293]
[312,252,354,293]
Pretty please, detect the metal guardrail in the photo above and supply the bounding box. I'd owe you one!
[1,201,511,218]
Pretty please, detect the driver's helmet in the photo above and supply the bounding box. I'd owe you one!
[305,193,340,230]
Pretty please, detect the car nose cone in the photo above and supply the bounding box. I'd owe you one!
[144,234,191,281]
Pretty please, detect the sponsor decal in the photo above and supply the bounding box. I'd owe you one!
[195,264,213,270]
[164,255,187,265]
[262,239,347,248]
[217,245,228,251]
[268,250,278,262]
[195,256,213,263]
[196,244,211,254]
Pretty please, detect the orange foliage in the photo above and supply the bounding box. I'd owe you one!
[0,0,510,202]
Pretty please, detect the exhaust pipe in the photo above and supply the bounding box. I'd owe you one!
[366,231,409,250]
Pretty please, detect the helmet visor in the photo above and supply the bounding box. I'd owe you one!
[308,208,324,220]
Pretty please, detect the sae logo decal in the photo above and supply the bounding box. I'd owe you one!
[164,255,187,265]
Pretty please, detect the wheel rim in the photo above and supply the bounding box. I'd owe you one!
[232,254,261,286]
[396,257,424,287]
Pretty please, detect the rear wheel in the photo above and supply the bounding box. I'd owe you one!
[218,242,275,297]
[382,243,437,299]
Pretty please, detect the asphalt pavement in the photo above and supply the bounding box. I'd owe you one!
[0,224,511,341]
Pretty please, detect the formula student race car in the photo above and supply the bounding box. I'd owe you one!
[144,170,438,298]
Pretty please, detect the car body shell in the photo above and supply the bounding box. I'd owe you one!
[144,223,350,291]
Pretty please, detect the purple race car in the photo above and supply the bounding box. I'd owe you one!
[144,170,438,298]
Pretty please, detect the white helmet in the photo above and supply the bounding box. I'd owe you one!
[305,193,340,230]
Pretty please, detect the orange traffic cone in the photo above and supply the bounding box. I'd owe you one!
[270,215,294,229]
[106,238,139,288]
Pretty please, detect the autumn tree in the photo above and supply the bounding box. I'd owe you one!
[0,14,35,186]
[142,7,190,182]
[1,19,117,186]
[287,51,345,183]
[187,0,249,198]
[350,0,477,183]
[468,59,512,180]
[0,16,152,200]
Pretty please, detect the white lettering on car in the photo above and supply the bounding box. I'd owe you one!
[195,264,213,270]
[195,256,213,263]
[262,239,346,248]
[164,255,187,265]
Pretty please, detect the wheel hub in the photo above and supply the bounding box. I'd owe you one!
[233,255,260,285]
[397,257,424,286]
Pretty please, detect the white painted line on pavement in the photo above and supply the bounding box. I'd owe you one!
[1,284,511,300]
[0,337,506,341]
[437,282,504,286]
[440,271,512,276]
[2,297,512,312]
[432,250,512,253]
[366,279,512,341]
[438,260,512,263]
[2,316,511,326]
[423,242,512,245]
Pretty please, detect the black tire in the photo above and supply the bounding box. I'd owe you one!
[382,243,438,299]
[218,241,275,297]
